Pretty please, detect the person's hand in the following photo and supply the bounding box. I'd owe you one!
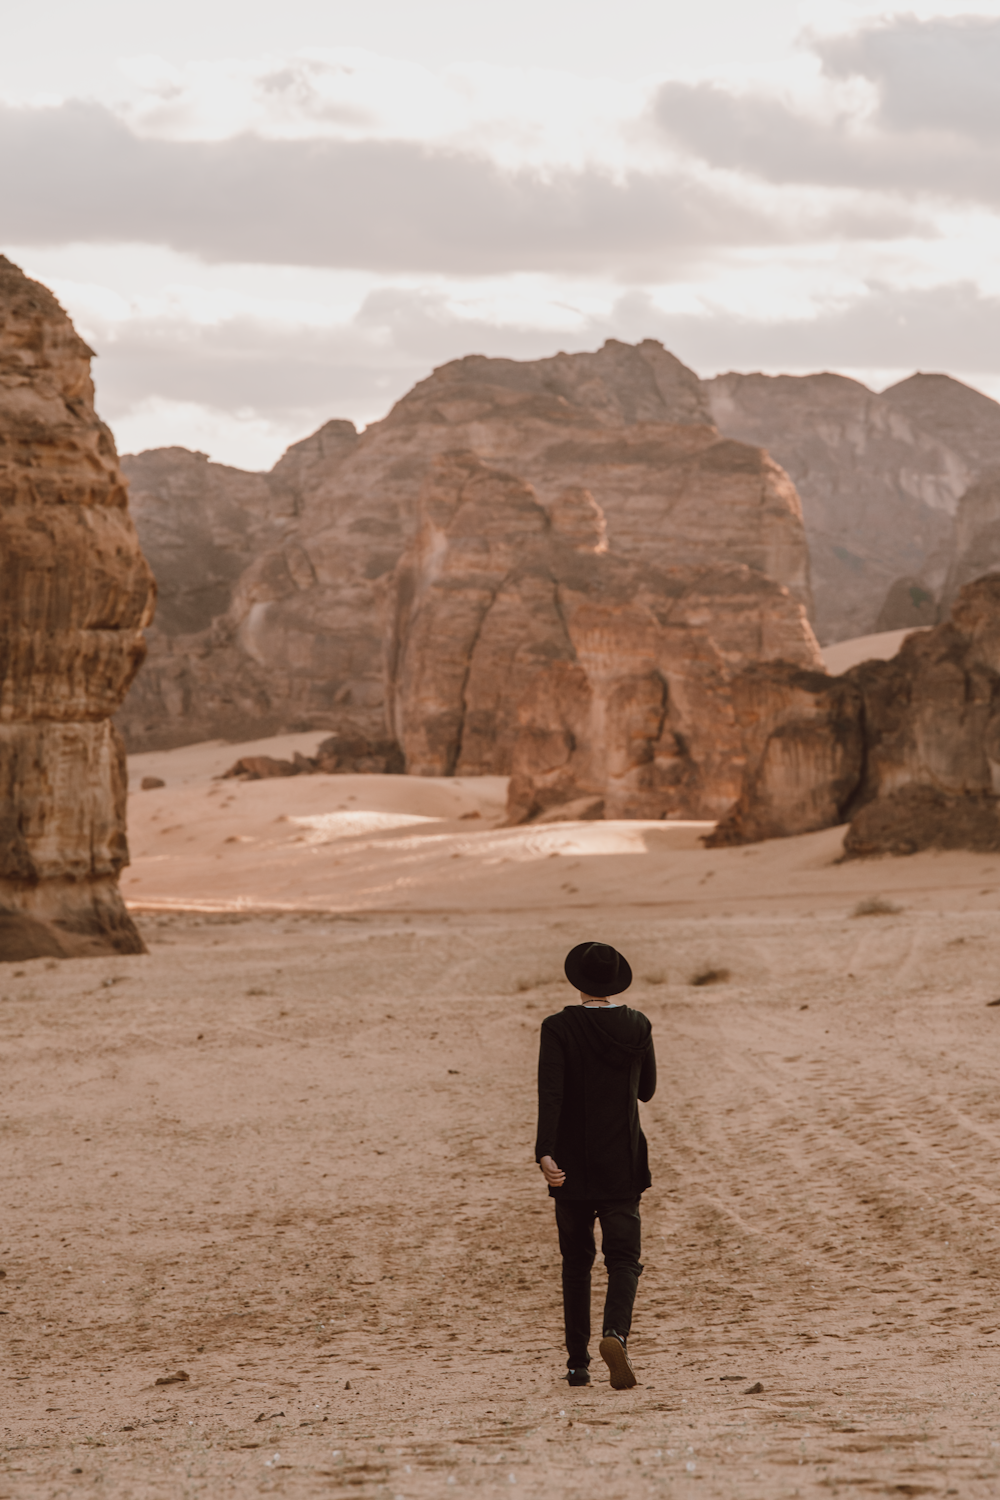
[540,1154,566,1187]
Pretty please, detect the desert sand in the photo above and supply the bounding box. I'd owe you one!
[820,627,930,675]
[5,736,1000,1497]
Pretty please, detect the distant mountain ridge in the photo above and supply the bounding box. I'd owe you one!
[116,341,1000,761]
[705,368,1000,642]
[117,338,816,762]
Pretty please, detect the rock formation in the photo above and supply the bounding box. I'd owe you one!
[0,256,155,961]
[878,375,1000,630]
[874,577,939,632]
[222,735,403,780]
[881,373,1000,474]
[117,340,814,759]
[711,576,1000,854]
[937,470,1000,612]
[701,665,864,846]
[116,350,1000,773]
[705,371,978,643]
[385,452,821,822]
[119,424,365,749]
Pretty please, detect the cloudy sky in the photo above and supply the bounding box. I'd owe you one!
[6,0,1000,469]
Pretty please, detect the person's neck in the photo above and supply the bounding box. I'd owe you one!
[580,992,611,1007]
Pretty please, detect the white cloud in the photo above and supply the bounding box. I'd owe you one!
[111,398,303,472]
[7,4,1000,467]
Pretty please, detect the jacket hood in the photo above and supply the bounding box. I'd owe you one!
[562,1004,652,1070]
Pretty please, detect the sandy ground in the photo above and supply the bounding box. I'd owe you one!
[5,738,1000,1497]
[820,628,929,675]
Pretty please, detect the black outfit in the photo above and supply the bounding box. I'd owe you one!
[535,1004,656,1368]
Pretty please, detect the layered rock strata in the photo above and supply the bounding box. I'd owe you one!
[705,371,983,643]
[711,576,1000,853]
[0,256,155,960]
[701,665,864,846]
[117,339,813,754]
[386,453,822,822]
[880,373,1000,630]
[938,470,1000,611]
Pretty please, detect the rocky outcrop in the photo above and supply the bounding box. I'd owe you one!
[385,452,822,822]
[711,576,1000,852]
[938,470,1000,611]
[116,339,814,754]
[881,373,1000,474]
[869,374,1000,631]
[706,666,864,846]
[119,423,368,750]
[843,785,1000,857]
[874,577,939,631]
[0,256,155,960]
[222,735,403,780]
[705,371,976,644]
[116,354,1000,768]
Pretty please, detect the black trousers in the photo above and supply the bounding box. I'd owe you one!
[554,1197,642,1368]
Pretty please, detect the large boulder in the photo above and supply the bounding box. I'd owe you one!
[385,451,822,821]
[116,339,814,755]
[715,576,1000,852]
[707,665,864,846]
[0,256,155,959]
[849,594,1000,810]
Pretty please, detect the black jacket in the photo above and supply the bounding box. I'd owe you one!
[535,1004,656,1200]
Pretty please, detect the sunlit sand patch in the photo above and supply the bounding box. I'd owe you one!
[124,737,1000,921]
[280,817,715,864]
[289,811,442,841]
[357,820,715,862]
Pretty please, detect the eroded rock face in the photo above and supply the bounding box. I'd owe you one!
[938,470,1000,611]
[116,339,813,753]
[713,576,1000,852]
[705,371,970,644]
[843,785,1000,857]
[0,256,155,960]
[707,666,864,846]
[119,423,370,750]
[882,373,1000,473]
[869,375,1000,631]
[386,452,822,822]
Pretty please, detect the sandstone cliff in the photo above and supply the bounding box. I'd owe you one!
[880,375,1000,629]
[117,339,813,757]
[937,470,1000,612]
[705,371,975,644]
[0,256,155,961]
[881,373,1000,474]
[386,452,821,822]
[711,576,1000,854]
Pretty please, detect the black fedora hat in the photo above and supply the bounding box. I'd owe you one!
[564,941,632,998]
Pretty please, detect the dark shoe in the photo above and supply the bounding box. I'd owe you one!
[599,1331,636,1390]
[567,1367,591,1386]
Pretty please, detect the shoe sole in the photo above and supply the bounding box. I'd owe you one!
[598,1336,637,1390]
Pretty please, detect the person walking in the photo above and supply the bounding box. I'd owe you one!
[535,941,656,1390]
